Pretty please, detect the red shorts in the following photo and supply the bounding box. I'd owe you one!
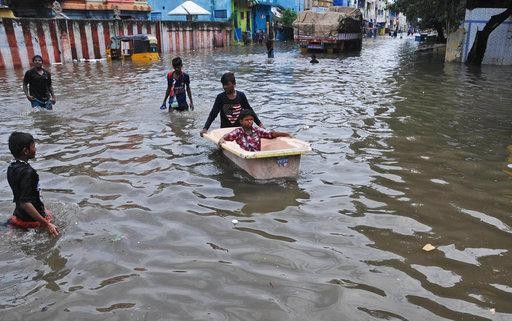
[8,210,53,229]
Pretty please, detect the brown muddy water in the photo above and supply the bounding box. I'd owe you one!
[0,38,511,321]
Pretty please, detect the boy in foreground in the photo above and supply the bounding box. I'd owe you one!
[201,72,263,136]
[218,109,291,152]
[7,132,59,237]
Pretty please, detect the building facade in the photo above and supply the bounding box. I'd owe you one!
[148,0,232,22]
[60,0,151,19]
[147,0,299,43]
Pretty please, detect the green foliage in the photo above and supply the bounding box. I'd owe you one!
[390,0,466,32]
[281,9,297,28]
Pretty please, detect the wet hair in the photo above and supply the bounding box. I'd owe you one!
[238,109,255,121]
[172,57,183,68]
[32,55,43,62]
[221,72,236,85]
[8,132,34,158]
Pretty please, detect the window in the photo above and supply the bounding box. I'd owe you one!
[241,12,244,19]
[214,10,227,19]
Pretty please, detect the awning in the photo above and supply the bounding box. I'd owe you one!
[168,1,211,15]
[271,7,282,18]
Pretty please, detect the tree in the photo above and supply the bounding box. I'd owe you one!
[281,9,297,28]
[391,0,512,65]
[465,2,512,65]
[275,9,297,41]
[389,0,466,43]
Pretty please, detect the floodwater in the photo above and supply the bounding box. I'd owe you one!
[0,38,511,321]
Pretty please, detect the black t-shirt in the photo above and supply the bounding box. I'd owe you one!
[7,161,46,221]
[23,68,52,100]
[203,91,262,129]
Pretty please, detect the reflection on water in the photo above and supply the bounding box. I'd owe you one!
[0,39,512,320]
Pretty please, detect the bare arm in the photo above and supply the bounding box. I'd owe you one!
[162,85,171,106]
[218,130,238,147]
[49,84,56,103]
[201,95,222,136]
[20,202,59,236]
[271,131,292,138]
[23,82,34,101]
[186,83,193,110]
[218,135,227,148]
[48,73,56,103]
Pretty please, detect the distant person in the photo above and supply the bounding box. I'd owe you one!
[23,55,56,110]
[161,57,194,112]
[310,54,319,64]
[257,29,263,44]
[266,33,274,58]
[218,109,291,152]
[200,72,263,136]
[6,132,59,236]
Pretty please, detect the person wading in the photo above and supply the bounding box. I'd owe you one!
[23,55,56,110]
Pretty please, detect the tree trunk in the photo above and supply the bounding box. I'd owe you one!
[465,8,512,65]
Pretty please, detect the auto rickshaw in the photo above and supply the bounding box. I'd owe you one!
[107,34,159,63]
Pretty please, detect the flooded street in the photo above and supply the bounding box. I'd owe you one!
[1,38,511,320]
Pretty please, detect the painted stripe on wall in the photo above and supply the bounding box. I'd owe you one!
[49,20,61,63]
[0,22,12,69]
[91,22,101,59]
[178,29,183,52]
[155,21,162,53]
[68,21,77,60]
[0,18,231,69]
[36,21,50,64]
[42,21,56,64]
[72,21,83,60]
[58,20,72,63]
[103,21,111,57]
[187,29,192,50]
[78,22,89,60]
[13,20,30,69]
[0,43,4,69]
[97,22,106,59]
[85,23,95,60]
[127,22,133,36]
[4,19,22,67]
[170,28,176,53]
[30,21,42,60]
[21,21,35,62]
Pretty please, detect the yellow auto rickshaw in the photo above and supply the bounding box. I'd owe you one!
[107,34,159,63]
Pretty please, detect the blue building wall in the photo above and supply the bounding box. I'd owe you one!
[252,5,271,34]
[333,0,349,6]
[148,0,232,22]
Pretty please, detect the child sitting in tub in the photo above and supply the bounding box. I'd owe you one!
[218,109,292,152]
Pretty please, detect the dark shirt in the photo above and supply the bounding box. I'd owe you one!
[203,91,262,129]
[23,68,52,101]
[266,39,273,51]
[7,160,46,221]
[167,71,190,108]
